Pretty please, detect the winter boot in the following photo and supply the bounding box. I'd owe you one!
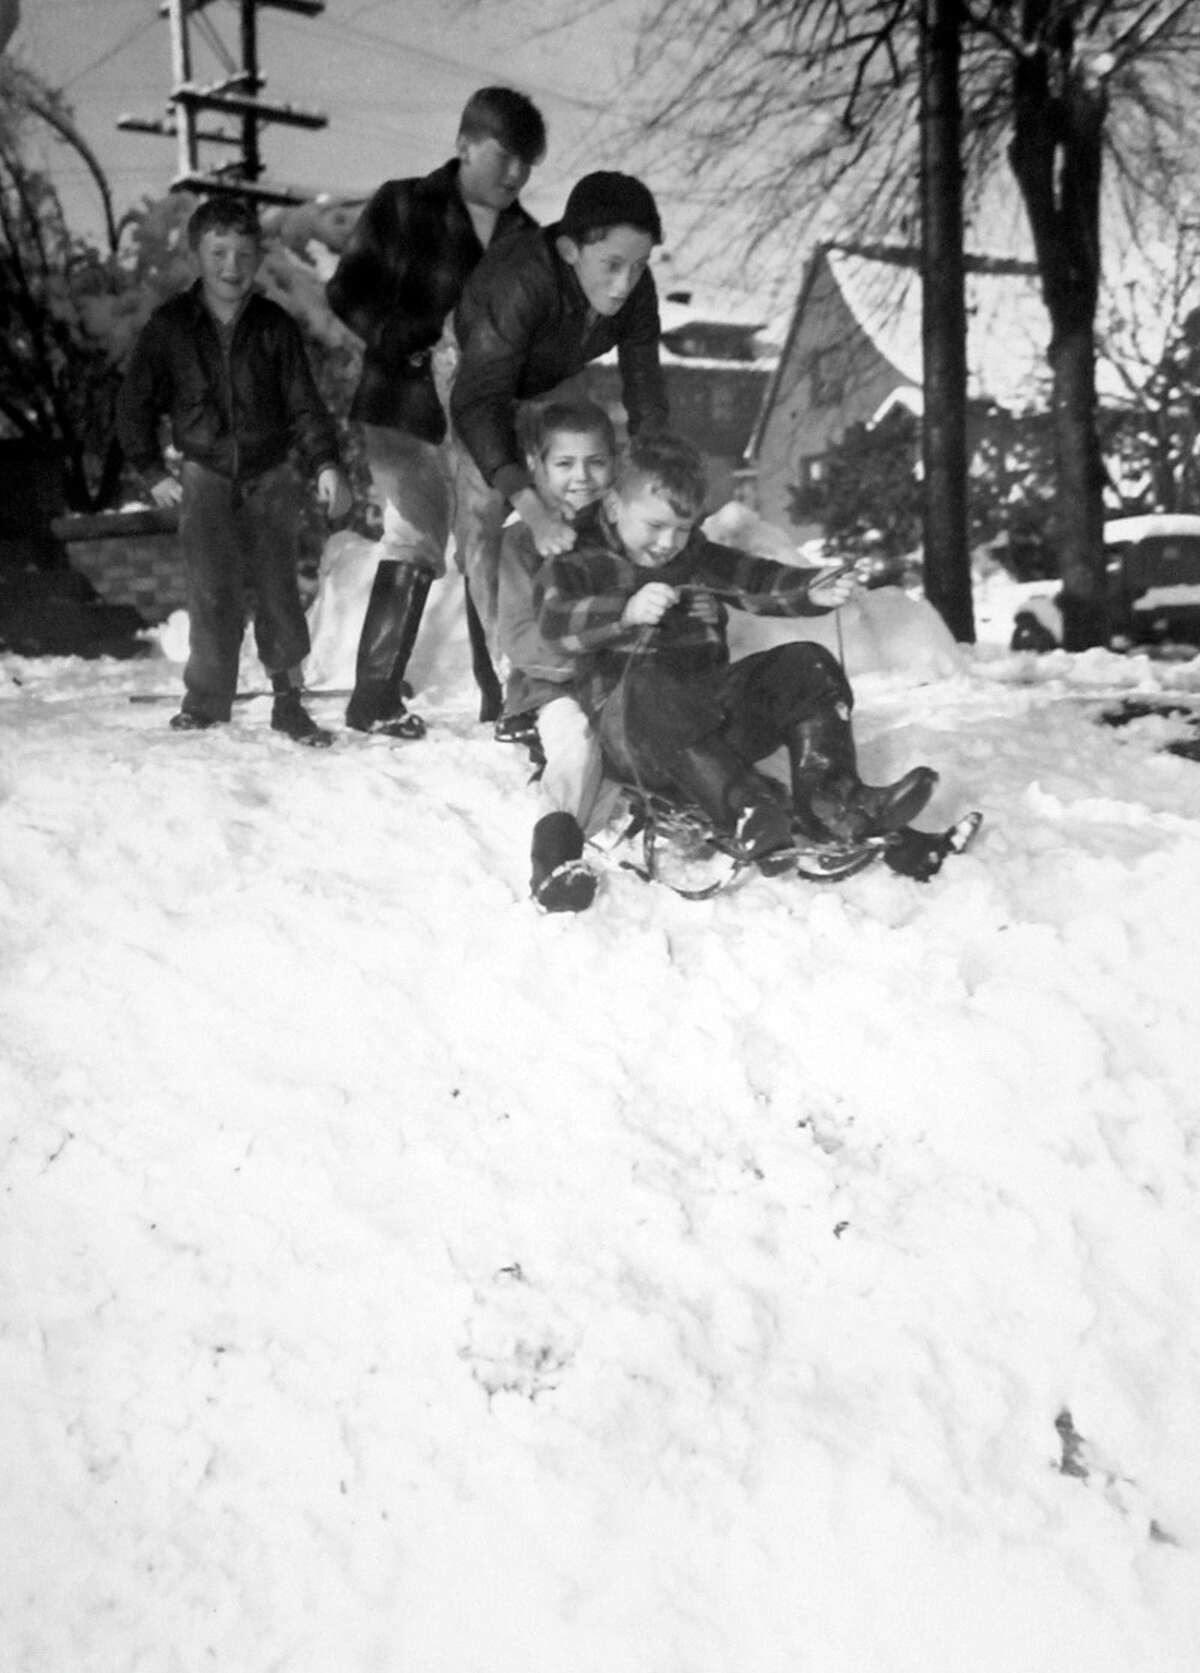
[270,677,334,748]
[169,709,219,732]
[666,737,791,862]
[530,811,598,913]
[494,709,541,746]
[345,560,432,739]
[788,707,937,843]
[883,812,983,882]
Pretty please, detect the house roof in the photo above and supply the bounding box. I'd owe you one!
[749,242,1052,458]
[828,247,1049,409]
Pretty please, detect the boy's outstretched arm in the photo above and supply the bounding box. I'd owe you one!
[688,536,860,618]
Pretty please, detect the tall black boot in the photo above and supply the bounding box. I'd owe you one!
[665,736,791,861]
[345,561,432,738]
[464,582,503,723]
[530,811,598,913]
[788,707,937,843]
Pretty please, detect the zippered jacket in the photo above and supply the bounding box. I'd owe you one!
[326,159,537,441]
[452,227,669,500]
[117,284,340,486]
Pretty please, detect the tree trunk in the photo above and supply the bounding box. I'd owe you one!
[920,0,974,642]
[1008,11,1108,648]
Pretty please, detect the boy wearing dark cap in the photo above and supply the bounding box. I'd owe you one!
[450,171,670,664]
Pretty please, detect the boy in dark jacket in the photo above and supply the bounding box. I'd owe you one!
[536,433,940,868]
[117,195,351,745]
[451,171,669,661]
[326,86,546,735]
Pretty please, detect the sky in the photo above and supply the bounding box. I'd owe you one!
[3,529,1200,1671]
[14,3,646,243]
[10,0,810,320]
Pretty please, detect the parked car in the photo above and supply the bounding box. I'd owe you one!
[1104,513,1200,643]
[1010,513,1200,650]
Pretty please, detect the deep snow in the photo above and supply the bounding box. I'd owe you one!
[2,529,1200,1673]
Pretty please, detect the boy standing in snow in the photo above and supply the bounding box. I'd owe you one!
[117,195,351,746]
[451,171,669,667]
[326,86,546,735]
[536,432,944,870]
[496,398,623,912]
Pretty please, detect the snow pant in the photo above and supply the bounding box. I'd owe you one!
[536,694,622,837]
[596,641,854,793]
[360,420,504,716]
[177,460,309,722]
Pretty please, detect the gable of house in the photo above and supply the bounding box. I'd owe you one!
[751,244,1049,528]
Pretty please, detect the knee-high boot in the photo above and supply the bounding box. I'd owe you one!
[788,706,937,842]
[345,561,432,738]
[665,736,791,861]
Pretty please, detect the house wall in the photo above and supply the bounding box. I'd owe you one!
[753,251,912,529]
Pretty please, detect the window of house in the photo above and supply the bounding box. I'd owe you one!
[809,348,844,408]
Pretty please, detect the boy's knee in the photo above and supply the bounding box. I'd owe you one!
[772,641,853,709]
[538,696,592,750]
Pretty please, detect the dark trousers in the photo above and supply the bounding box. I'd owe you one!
[177,461,310,720]
[597,642,853,789]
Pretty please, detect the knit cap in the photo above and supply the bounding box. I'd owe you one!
[557,172,663,243]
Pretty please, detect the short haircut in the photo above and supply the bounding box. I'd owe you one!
[524,398,617,461]
[458,86,546,165]
[187,194,261,249]
[616,432,708,518]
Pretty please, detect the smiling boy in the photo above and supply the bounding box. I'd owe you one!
[117,195,351,745]
[496,398,623,911]
[537,433,939,864]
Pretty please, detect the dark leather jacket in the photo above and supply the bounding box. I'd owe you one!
[325,159,536,441]
[451,226,669,499]
[117,284,340,486]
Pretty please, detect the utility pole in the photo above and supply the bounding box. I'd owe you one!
[919,0,974,643]
[119,0,328,206]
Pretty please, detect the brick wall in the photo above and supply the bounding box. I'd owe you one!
[51,510,187,623]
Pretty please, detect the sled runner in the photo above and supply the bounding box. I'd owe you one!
[609,785,981,900]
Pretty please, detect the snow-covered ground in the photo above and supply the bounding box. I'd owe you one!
[3,532,1200,1673]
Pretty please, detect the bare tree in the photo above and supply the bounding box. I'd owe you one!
[632,0,1200,647]
[1099,223,1200,511]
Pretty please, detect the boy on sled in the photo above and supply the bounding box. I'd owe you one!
[535,432,976,900]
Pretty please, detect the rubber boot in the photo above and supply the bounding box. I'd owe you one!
[270,672,333,749]
[788,707,937,842]
[465,583,503,724]
[883,812,982,881]
[345,561,432,739]
[530,811,597,913]
[665,737,791,861]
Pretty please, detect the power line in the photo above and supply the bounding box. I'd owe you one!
[60,15,162,90]
[276,11,613,113]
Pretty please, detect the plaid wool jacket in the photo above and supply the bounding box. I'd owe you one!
[535,503,833,719]
[326,160,536,442]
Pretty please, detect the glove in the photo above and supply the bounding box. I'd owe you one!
[882,826,946,883]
